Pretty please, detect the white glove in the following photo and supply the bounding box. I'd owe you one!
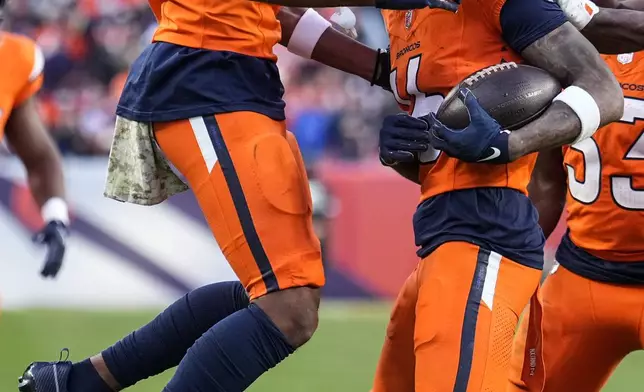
[556,0,600,30]
[330,7,358,39]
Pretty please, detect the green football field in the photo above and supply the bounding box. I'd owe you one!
[1,302,642,391]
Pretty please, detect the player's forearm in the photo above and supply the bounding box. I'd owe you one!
[527,148,566,239]
[278,8,379,82]
[522,23,623,127]
[508,101,581,160]
[25,154,65,208]
[389,162,421,185]
[593,0,644,10]
[5,98,66,207]
[532,189,565,239]
[613,0,644,10]
[511,23,623,159]
[278,7,306,45]
[312,29,377,81]
[581,8,644,53]
[20,128,66,207]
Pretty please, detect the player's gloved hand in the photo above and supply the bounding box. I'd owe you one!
[330,7,358,39]
[375,0,460,12]
[371,48,392,92]
[556,0,599,30]
[33,220,68,278]
[425,88,511,164]
[379,113,431,166]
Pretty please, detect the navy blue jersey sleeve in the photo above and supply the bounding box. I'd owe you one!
[499,0,568,53]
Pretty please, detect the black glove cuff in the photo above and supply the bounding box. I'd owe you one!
[371,48,392,91]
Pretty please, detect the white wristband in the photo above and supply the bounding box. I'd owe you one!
[42,197,70,225]
[556,0,599,30]
[287,9,331,59]
[553,86,601,145]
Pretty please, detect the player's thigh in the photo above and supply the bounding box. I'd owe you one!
[413,242,540,392]
[372,269,418,392]
[508,265,632,392]
[154,112,323,300]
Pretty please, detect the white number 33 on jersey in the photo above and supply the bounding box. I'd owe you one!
[567,97,644,210]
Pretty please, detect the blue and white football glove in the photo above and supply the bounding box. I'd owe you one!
[375,0,460,12]
[425,88,511,164]
[379,113,431,166]
[33,220,68,278]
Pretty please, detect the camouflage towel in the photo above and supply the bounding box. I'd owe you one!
[104,116,188,206]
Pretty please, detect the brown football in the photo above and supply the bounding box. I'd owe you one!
[436,62,562,130]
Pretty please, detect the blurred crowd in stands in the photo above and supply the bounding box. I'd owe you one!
[5,0,397,164]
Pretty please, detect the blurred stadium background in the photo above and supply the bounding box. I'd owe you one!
[0,1,643,390]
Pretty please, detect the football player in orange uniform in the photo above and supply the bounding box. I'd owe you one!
[0,2,69,280]
[507,1,644,390]
[370,0,629,389]
[15,2,420,392]
[509,54,644,392]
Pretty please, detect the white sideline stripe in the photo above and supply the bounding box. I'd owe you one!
[481,251,502,310]
[189,116,218,173]
[71,198,236,290]
[60,156,235,289]
[0,226,177,310]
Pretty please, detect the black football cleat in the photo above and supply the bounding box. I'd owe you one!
[18,349,72,392]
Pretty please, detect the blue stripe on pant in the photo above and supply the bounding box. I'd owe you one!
[202,115,280,293]
[453,247,491,392]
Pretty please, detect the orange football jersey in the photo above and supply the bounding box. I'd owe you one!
[118,1,286,123]
[564,52,644,262]
[0,33,44,139]
[151,0,282,60]
[383,3,535,203]
[383,0,567,268]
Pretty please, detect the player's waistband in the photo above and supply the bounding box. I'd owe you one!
[116,41,286,123]
[556,231,644,284]
[153,31,279,61]
[414,187,544,270]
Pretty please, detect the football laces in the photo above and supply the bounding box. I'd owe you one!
[463,62,518,86]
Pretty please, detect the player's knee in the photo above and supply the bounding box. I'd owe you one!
[281,301,318,348]
[254,286,320,348]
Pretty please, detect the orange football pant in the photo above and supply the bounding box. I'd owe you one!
[372,242,541,392]
[508,264,644,392]
[154,112,324,300]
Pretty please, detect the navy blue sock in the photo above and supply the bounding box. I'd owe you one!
[67,359,112,392]
[163,303,295,392]
[100,281,249,388]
